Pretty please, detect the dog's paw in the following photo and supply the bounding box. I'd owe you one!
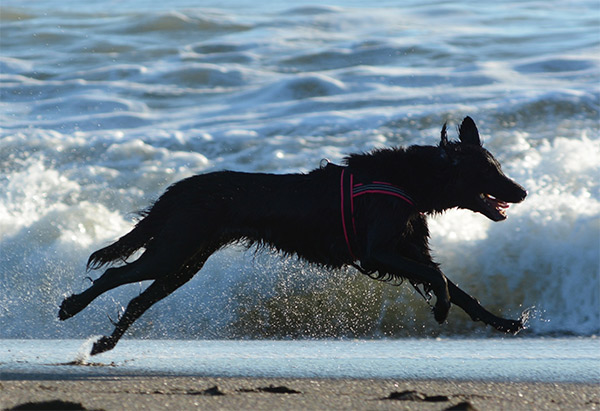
[90,336,117,356]
[498,318,524,334]
[433,297,451,324]
[58,295,79,321]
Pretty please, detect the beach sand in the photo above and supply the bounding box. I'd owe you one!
[1,377,598,410]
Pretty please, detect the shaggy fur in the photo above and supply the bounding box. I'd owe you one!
[59,117,527,355]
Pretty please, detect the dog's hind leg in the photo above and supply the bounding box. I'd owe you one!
[90,276,187,355]
[58,252,162,321]
[59,221,219,321]
[447,279,523,334]
[89,271,195,356]
[89,250,215,355]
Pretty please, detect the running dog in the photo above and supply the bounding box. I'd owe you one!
[59,117,527,355]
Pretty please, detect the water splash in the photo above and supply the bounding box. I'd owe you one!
[520,306,551,332]
[70,335,102,364]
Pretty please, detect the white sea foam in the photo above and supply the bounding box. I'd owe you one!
[0,0,598,339]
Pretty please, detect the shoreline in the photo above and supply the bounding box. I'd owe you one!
[1,376,598,410]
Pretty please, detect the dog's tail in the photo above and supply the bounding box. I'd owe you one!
[86,210,157,271]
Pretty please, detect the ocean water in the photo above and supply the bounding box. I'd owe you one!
[1,338,599,382]
[0,0,599,344]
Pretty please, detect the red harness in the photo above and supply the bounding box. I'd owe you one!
[340,168,415,261]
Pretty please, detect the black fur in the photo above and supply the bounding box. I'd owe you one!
[59,117,527,355]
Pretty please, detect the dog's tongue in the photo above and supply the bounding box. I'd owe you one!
[495,198,509,209]
[486,195,509,211]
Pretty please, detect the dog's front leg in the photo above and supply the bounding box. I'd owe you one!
[447,279,523,334]
[363,249,451,323]
[361,214,451,323]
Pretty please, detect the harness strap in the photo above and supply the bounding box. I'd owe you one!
[340,168,358,260]
[340,168,415,262]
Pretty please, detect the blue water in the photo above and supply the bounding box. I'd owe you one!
[0,0,598,343]
[1,338,598,383]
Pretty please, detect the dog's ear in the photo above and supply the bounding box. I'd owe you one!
[439,122,449,160]
[458,116,481,146]
[440,123,449,147]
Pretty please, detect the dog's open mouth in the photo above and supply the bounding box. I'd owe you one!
[479,193,510,221]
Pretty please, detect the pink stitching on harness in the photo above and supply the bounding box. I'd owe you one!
[340,169,356,260]
[348,174,355,236]
[352,189,414,206]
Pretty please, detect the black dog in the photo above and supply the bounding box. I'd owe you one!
[59,117,527,355]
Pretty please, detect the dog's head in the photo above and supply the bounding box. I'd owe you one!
[439,117,527,221]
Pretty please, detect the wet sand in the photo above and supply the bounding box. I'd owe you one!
[1,377,598,410]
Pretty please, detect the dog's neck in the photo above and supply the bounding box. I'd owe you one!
[344,145,458,215]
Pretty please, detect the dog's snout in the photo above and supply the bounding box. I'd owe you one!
[518,186,527,202]
[503,179,527,203]
[513,185,527,203]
